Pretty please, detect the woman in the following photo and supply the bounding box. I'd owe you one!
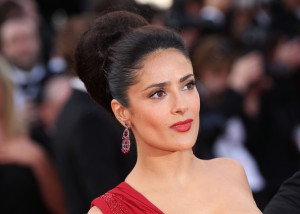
[75,11,261,214]
[0,60,66,213]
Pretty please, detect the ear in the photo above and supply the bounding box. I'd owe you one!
[111,99,131,127]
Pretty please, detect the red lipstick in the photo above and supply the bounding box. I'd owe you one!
[170,119,193,132]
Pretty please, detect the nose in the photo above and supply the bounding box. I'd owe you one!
[171,92,188,115]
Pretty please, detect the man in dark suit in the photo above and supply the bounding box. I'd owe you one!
[264,170,300,214]
[53,77,136,214]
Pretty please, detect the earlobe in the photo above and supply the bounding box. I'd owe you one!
[111,99,130,127]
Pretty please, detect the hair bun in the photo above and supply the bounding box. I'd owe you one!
[96,11,149,59]
[75,11,148,110]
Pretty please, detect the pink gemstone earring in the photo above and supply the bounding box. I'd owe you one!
[121,121,130,154]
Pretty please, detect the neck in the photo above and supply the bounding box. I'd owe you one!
[127,146,202,188]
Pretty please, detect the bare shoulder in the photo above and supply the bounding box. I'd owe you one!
[87,206,103,214]
[209,157,245,176]
[207,158,261,213]
[208,158,251,191]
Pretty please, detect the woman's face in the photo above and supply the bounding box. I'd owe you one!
[126,48,200,154]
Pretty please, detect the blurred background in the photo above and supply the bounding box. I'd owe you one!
[0,0,299,213]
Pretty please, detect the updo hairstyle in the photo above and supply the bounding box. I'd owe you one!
[75,11,188,112]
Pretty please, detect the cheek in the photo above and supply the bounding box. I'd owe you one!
[189,90,200,115]
[129,99,170,145]
[131,101,167,130]
[2,43,13,56]
[184,90,200,137]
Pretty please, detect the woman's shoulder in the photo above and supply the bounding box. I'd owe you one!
[207,157,245,174]
[88,184,124,214]
[88,182,164,214]
[88,206,103,214]
[204,158,261,213]
[206,158,250,189]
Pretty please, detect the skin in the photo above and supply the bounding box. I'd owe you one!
[88,48,261,214]
[39,76,71,132]
[0,18,40,71]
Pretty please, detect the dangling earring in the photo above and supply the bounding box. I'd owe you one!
[121,121,130,154]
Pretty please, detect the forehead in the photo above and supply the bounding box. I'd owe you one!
[1,19,36,40]
[137,48,193,83]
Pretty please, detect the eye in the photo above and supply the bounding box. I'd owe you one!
[150,89,166,99]
[183,80,195,90]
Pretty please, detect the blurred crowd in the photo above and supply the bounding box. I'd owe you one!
[0,0,299,213]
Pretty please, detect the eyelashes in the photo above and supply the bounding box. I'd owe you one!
[149,80,196,99]
[183,80,195,90]
[149,89,166,99]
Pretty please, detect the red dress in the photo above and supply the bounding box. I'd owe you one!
[91,182,164,214]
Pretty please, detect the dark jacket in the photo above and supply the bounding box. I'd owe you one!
[264,170,300,214]
[53,89,136,214]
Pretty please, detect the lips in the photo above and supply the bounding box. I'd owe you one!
[170,119,193,132]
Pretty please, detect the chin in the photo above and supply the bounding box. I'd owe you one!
[171,138,196,151]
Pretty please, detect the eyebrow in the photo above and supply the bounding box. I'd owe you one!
[142,73,194,91]
[180,73,194,83]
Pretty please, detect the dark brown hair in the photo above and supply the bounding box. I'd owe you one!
[191,36,234,79]
[75,11,188,112]
[55,14,94,75]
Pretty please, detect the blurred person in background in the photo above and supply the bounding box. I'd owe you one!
[0,16,53,123]
[199,0,233,35]
[191,36,235,160]
[0,0,24,26]
[30,75,71,156]
[165,0,203,51]
[229,0,271,51]
[0,0,55,64]
[52,14,136,214]
[12,0,54,63]
[0,61,66,214]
